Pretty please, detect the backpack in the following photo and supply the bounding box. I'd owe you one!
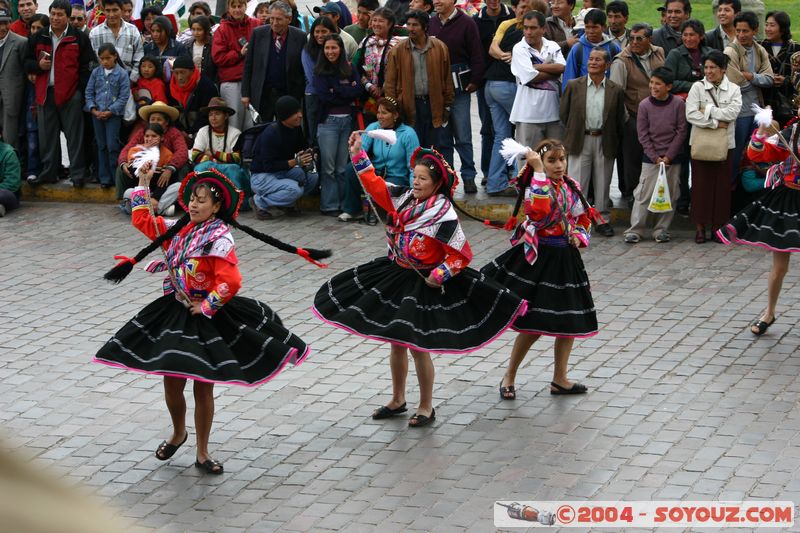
[233,122,274,166]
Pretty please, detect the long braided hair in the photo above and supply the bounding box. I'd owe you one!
[104,182,331,283]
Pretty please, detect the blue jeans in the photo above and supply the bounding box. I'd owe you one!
[250,166,319,209]
[476,86,493,178]
[24,83,40,177]
[439,89,476,182]
[93,115,122,186]
[316,114,352,213]
[732,115,755,186]
[484,80,517,193]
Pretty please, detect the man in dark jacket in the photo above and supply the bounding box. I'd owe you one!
[25,0,95,186]
[241,1,306,122]
[651,0,690,56]
[249,96,318,219]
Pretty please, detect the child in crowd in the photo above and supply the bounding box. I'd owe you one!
[191,97,249,204]
[134,56,168,104]
[23,15,49,183]
[85,44,131,188]
[253,1,270,24]
[123,123,178,215]
[573,0,604,35]
[624,67,687,244]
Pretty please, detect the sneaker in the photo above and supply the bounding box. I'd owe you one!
[162,205,176,217]
[118,200,132,215]
[364,209,379,226]
[338,212,362,222]
[624,233,640,243]
[0,204,6,217]
[654,231,670,243]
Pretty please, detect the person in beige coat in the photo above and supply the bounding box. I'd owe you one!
[685,49,742,243]
[383,9,454,149]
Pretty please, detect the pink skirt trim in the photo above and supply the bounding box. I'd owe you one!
[510,326,599,339]
[717,225,800,253]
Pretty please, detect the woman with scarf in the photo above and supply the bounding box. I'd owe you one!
[95,168,330,475]
[482,139,599,400]
[352,7,403,121]
[718,113,800,336]
[168,55,219,143]
[313,133,527,427]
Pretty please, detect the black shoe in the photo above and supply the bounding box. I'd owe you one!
[284,206,302,217]
[677,205,690,217]
[595,223,614,237]
[487,186,517,198]
[72,180,85,189]
[249,198,273,220]
[364,209,378,226]
[463,180,478,194]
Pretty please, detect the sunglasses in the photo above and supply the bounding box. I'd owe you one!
[630,35,648,42]
[70,16,85,21]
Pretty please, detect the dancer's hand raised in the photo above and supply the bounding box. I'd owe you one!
[348,131,363,155]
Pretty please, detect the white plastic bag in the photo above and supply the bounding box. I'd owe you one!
[648,162,672,213]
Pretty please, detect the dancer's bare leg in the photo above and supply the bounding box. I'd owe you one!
[410,349,434,417]
[193,381,216,466]
[552,337,576,389]
[501,333,540,392]
[752,251,791,332]
[163,376,187,444]
[386,344,408,409]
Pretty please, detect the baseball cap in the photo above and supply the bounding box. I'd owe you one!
[314,3,341,15]
[0,8,12,22]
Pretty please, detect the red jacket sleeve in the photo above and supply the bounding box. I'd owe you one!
[747,131,790,163]
[351,150,394,214]
[164,128,189,170]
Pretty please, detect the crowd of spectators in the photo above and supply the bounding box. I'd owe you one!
[0,0,798,241]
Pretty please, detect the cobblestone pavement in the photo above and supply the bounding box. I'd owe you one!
[1,201,799,532]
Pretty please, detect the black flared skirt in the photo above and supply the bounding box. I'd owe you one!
[481,243,598,338]
[718,185,800,252]
[94,295,309,386]
[312,257,528,353]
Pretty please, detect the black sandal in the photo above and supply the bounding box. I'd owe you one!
[550,382,588,395]
[751,316,776,335]
[154,432,188,461]
[195,459,224,475]
[372,402,407,420]
[499,379,516,400]
[408,408,435,428]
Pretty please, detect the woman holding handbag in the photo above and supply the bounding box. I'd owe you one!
[685,50,742,244]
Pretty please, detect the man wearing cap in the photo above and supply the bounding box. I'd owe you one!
[249,95,319,219]
[168,54,218,140]
[242,1,305,122]
[116,101,189,202]
[25,0,96,186]
[0,6,27,154]
[315,2,357,60]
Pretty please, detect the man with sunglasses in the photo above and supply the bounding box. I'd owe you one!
[69,4,89,33]
[610,22,665,208]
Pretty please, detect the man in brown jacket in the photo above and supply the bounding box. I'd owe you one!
[560,48,625,236]
[610,22,665,206]
[384,9,454,149]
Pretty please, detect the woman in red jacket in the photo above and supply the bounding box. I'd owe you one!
[211,0,259,130]
[95,168,329,474]
[313,133,527,427]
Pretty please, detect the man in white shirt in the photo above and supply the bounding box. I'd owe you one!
[510,10,565,155]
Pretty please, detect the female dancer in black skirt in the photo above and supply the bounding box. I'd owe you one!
[95,166,329,474]
[313,133,527,427]
[482,140,599,399]
[718,120,800,335]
